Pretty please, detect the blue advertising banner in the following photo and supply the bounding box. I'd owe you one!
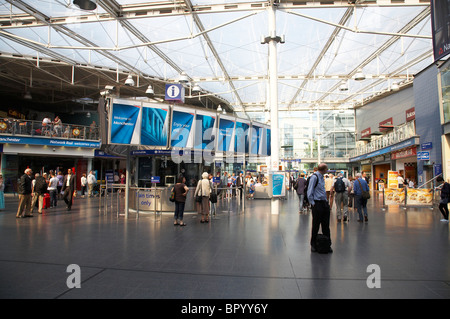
[234,121,250,154]
[110,102,141,144]
[171,108,194,148]
[251,124,263,155]
[266,127,271,156]
[272,173,285,197]
[194,111,216,150]
[141,104,169,147]
[0,135,101,148]
[217,116,235,152]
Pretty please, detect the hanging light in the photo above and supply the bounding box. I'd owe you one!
[354,68,365,81]
[192,83,201,93]
[24,91,32,100]
[125,75,135,86]
[145,84,154,96]
[391,82,400,91]
[178,72,189,83]
[217,105,223,112]
[86,112,91,118]
[339,80,348,91]
[73,0,97,10]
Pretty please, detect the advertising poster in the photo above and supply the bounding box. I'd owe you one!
[251,124,263,155]
[271,173,285,197]
[194,110,216,150]
[109,101,141,145]
[388,170,399,189]
[234,120,250,154]
[140,103,169,147]
[384,188,405,205]
[170,108,194,148]
[217,115,235,152]
[406,188,434,206]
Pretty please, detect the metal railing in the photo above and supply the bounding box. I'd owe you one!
[350,121,416,158]
[0,118,99,140]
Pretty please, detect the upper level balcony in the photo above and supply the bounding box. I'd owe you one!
[349,121,417,159]
[0,118,100,141]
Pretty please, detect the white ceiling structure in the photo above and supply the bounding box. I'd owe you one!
[0,0,433,120]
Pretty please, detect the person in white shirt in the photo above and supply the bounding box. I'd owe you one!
[81,173,87,198]
[398,174,405,188]
[48,172,59,208]
[87,170,97,197]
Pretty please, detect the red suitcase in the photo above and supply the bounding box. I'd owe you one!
[43,193,51,209]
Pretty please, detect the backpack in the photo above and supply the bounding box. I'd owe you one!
[334,177,345,193]
[303,173,319,203]
[316,234,331,254]
[209,192,217,203]
[34,176,48,194]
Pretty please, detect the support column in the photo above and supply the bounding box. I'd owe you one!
[268,4,279,172]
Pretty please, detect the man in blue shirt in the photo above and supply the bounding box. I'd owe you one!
[307,163,332,253]
[353,172,370,222]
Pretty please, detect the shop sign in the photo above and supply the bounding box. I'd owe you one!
[421,142,432,150]
[417,151,430,160]
[406,107,415,122]
[434,164,442,177]
[379,117,393,132]
[361,127,371,138]
[391,147,417,160]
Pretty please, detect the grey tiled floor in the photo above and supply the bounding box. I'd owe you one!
[0,191,449,299]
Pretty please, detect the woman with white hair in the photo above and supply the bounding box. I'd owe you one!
[195,172,212,223]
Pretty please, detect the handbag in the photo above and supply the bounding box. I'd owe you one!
[169,188,175,202]
[358,179,371,200]
[195,182,203,203]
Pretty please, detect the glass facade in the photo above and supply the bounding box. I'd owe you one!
[440,58,450,124]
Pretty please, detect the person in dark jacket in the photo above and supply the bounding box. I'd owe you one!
[437,176,450,222]
[173,175,189,226]
[62,169,76,211]
[16,168,33,218]
[353,172,370,222]
[294,173,307,213]
[30,173,47,215]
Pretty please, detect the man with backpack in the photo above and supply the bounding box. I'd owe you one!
[307,163,332,253]
[332,172,352,222]
[30,173,48,215]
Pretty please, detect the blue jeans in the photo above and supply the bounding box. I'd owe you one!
[49,190,57,207]
[355,195,368,221]
[297,193,304,211]
[174,201,185,221]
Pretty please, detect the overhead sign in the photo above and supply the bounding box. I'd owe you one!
[421,142,432,150]
[406,107,415,122]
[431,0,450,61]
[165,83,185,103]
[417,151,430,160]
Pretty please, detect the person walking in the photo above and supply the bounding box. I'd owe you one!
[437,175,450,222]
[16,168,33,218]
[195,172,212,223]
[353,172,370,222]
[48,172,59,208]
[87,170,96,197]
[30,173,47,215]
[173,175,189,226]
[236,172,244,200]
[62,169,76,211]
[0,174,4,210]
[80,173,87,198]
[294,173,307,213]
[332,172,352,222]
[307,163,332,253]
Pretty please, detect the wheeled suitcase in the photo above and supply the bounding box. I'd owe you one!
[43,193,51,209]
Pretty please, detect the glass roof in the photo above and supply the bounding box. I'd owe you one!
[0,0,433,120]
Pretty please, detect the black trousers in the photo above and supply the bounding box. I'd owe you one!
[439,203,449,220]
[310,200,331,247]
[63,188,73,209]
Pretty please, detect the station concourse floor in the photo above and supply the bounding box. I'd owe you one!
[0,191,449,300]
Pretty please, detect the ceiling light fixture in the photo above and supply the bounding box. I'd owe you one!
[354,68,365,81]
[391,82,400,91]
[339,80,348,91]
[178,72,189,84]
[24,91,32,100]
[125,75,135,86]
[192,83,201,93]
[145,84,154,96]
[217,105,222,112]
[73,0,97,11]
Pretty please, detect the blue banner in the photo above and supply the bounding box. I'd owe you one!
[234,121,250,154]
[217,117,235,152]
[272,173,285,197]
[0,135,100,148]
[171,110,194,148]
[110,103,141,144]
[141,105,169,146]
[194,112,216,150]
[251,125,262,155]
[266,127,271,156]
